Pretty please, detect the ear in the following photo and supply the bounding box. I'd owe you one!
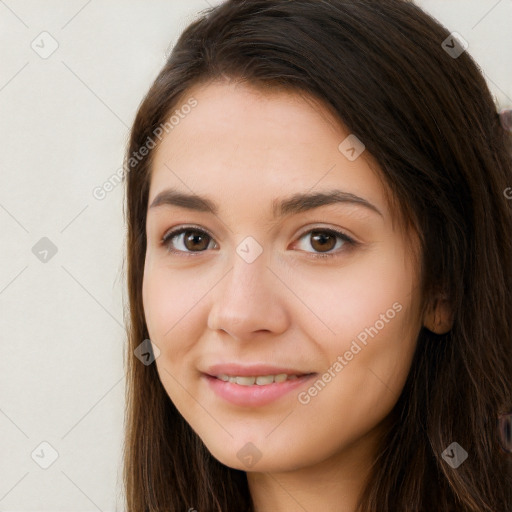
[423,294,454,334]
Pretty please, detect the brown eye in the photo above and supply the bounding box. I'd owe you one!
[309,230,337,252]
[162,228,215,254]
[294,228,356,258]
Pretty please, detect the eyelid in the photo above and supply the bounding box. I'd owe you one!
[161,224,215,243]
[295,224,358,243]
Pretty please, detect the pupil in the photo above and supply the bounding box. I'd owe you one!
[185,231,208,251]
[312,231,335,252]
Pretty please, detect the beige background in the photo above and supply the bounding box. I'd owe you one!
[0,1,510,510]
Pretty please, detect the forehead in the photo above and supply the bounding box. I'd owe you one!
[148,80,389,219]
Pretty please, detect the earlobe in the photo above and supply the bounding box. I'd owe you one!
[423,295,454,334]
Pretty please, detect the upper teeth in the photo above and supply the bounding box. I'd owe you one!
[216,374,300,386]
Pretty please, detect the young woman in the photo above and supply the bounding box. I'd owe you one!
[122,0,512,510]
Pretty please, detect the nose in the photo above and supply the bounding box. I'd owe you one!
[207,248,290,341]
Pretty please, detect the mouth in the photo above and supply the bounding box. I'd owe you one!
[209,372,313,386]
[202,371,318,407]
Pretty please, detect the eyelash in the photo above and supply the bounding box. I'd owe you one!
[160,225,358,260]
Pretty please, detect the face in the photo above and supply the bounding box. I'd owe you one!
[142,80,424,474]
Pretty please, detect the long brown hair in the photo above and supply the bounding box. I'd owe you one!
[122,1,512,510]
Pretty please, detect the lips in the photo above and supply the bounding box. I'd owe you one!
[202,363,317,407]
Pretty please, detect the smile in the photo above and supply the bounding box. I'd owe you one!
[214,373,303,385]
[203,373,317,407]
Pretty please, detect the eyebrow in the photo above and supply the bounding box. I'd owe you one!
[148,188,383,218]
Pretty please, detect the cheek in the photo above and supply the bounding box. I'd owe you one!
[142,261,209,358]
[142,263,167,336]
[291,249,418,346]
[292,242,420,397]
[142,259,183,346]
[295,300,418,451]
[142,265,199,407]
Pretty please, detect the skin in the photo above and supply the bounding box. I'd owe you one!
[142,80,452,512]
